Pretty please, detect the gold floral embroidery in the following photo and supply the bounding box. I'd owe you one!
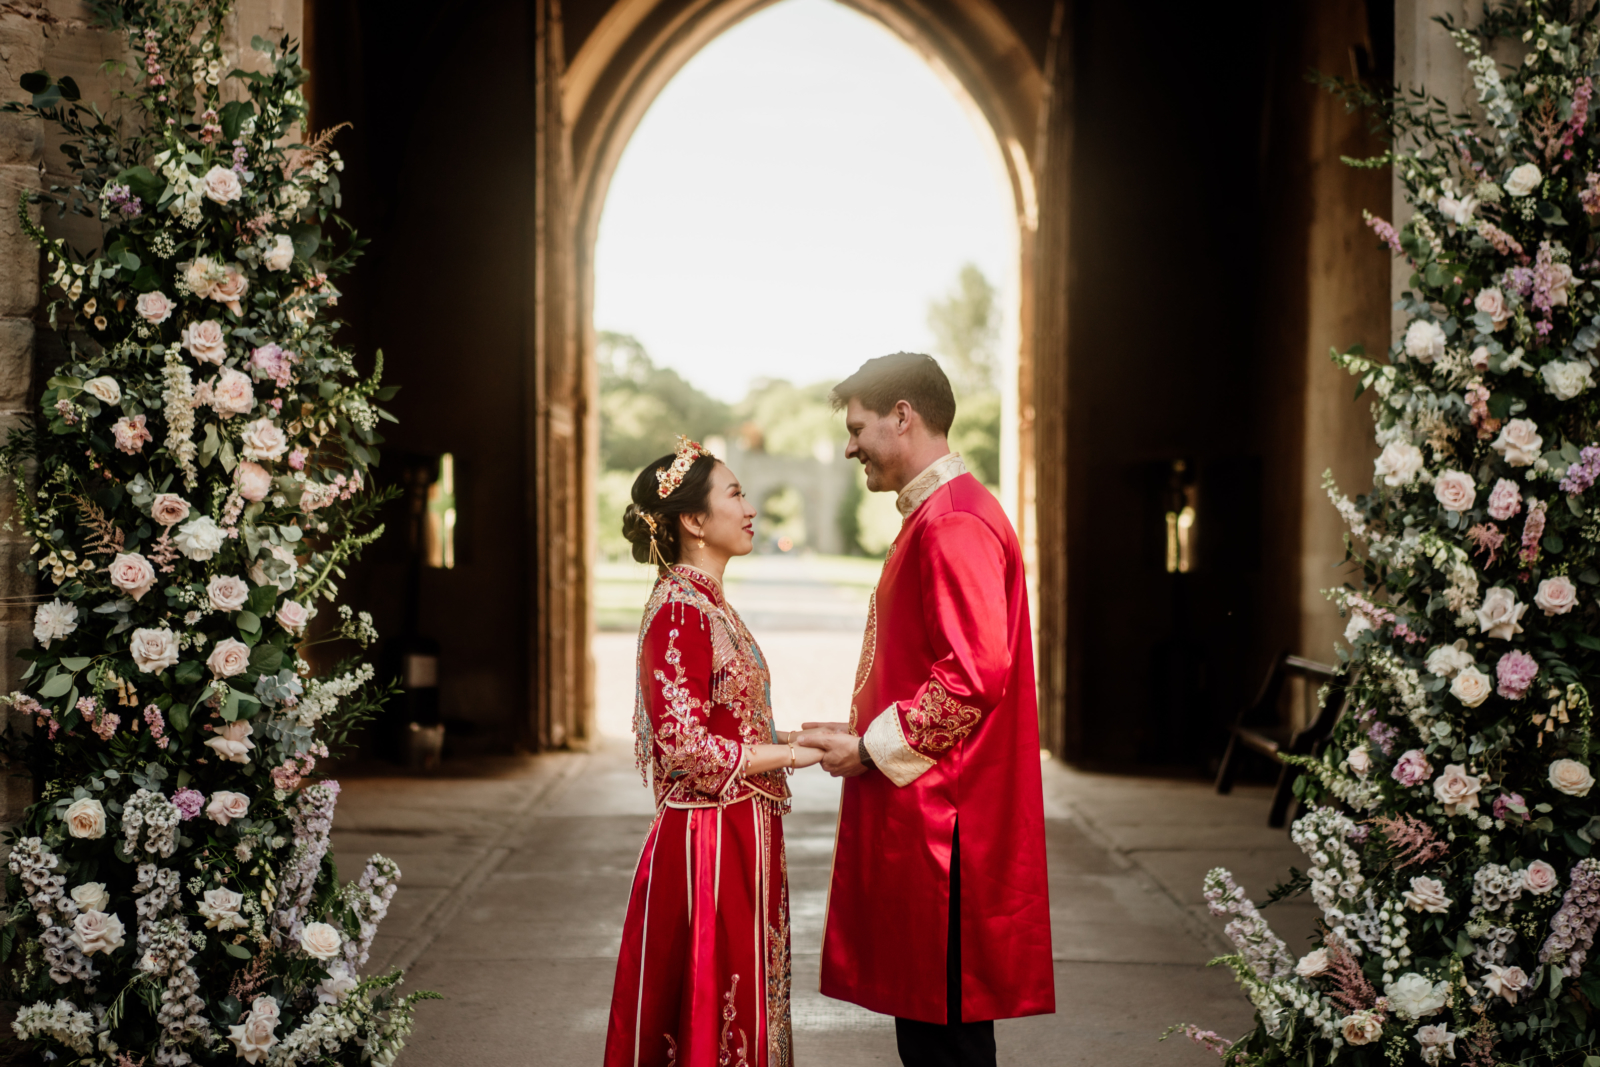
[719,974,750,1066]
[766,917,793,1067]
[852,591,877,700]
[653,628,744,800]
[904,681,983,756]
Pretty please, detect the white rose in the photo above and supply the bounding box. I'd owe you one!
[1491,418,1544,467]
[204,719,255,763]
[1504,162,1543,197]
[207,574,251,612]
[1433,469,1477,512]
[207,637,251,678]
[182,256,221,299]
[1345,744,1373,776]
[174,515,226,561]
[299,921,343,960]
[1437,194,1477,226]
[1425,641,1474,678]
[70,909,126,955]
[1295,948,1331,978]
[180,319,228,364]
[1474,286,1511,328]
[1385,972,1449,1019]
[198,886,247,931]
[1524,859,1560,895]
[33,598,78,648]
[205,790,251,825]
[315,961,359,1004]
[250,543,298,590]
[1536,575,1579,616]
[239,417,289,461]
[129,626,180,674]
[1483,964,1528,1005]
[1450,665,1492,708]
[1405,319,1448,363]
[1542,360,1594,401]
[209,368,255,417]
[263,233,295,272]
[201,164,243,204]
[1416,1024,1457,1064]
[108,551,158,601]
[135,290,175,325]
[1471,345,1492,371]
[71,881,110,914]
[1475,586,1527,640]
[83,376,121,405]
[1550,758,1595,797]
[276,599,310,634]
[1341,1012,1384,1046]
[63,797,107,839]
[228,997,280,1065]
[1403,875,1452,913]
[1433,763,1482,815]
[1375,441,1425,487]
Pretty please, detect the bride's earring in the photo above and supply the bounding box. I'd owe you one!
[697,537,706,549]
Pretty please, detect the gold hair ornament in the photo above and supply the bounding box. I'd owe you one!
[656,435,713,499]
[639,509,669,570]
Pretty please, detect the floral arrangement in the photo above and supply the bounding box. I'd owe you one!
[1184,5,1600,1065]
[0,2,434,1064]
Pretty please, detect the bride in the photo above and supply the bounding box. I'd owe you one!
[603,436,822,1067]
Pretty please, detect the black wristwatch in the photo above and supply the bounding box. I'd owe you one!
[858,736,875,770]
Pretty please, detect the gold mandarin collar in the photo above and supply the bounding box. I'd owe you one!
[670,563,725,600]
[895,452,967,519]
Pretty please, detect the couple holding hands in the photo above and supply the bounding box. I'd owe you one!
[602,353,1054,1067]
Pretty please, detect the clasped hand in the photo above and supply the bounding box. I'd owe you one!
[793,721,869,778]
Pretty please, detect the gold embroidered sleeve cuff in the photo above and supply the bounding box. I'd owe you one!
[863,705,935,787]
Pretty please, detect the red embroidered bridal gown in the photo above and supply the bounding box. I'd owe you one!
[603,565,793,1067]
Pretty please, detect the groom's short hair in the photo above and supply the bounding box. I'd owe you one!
[829,352,956,436]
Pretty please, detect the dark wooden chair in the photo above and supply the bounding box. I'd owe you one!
[1215,651,1350,828]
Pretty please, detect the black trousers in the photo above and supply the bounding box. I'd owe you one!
[894,826,997,1067]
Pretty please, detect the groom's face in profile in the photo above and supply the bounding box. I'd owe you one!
[842,397,906,493]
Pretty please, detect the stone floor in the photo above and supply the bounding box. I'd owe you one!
[329,632,1320,1065]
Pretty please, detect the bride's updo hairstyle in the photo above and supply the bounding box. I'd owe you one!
[621,446,718,567]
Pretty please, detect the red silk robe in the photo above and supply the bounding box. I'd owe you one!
[822,455,1055,1023]
[604,566,794,1067]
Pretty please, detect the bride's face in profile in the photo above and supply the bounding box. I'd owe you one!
[682,461,757,559]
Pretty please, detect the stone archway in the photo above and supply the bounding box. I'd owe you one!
[529,0,1071,751]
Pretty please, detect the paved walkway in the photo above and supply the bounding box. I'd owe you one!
[330,633,1318,1065]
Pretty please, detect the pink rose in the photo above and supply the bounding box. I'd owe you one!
[1536,575,1578,616]
[1486,478,1522,520]
[112,414,153,455]
[1433,470,1477,512]
[1433,763,1482,815]
[1471,345,1492,371]
[240,417,288,461]
[150,493,191,526]
[236,460,273,502]
[135,290,175,325]
[1475,286,1512,328]
[180,319,228,364]
[211,269,249,315]
[204,719,255,763]
[1524,859,1559,895]
[206,574,250,612]
[250,343,297,388]
[201,164,242,204]
[1392,749,1433,786]
[207,637,251,678]
[108,551,157,601]
[276,599,310,634]
[1492,792,1530,822]
[209,368,255,417]
[205,790,251,825]
[129,627,179,674]
[1496,650,1538,699]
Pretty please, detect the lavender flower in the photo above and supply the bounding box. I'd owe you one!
[1367,720,1399,756]
[1560,445,1600,495]
[341,854,402,972]
[272,781,341,948]
[1540,858,1600,976]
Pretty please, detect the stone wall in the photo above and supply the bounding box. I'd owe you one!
[0,0,300,835]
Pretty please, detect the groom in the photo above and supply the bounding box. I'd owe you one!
[798,353,1054,1067]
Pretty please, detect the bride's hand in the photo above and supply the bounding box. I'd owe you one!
[791,744,824,769]
[800,721,852,735]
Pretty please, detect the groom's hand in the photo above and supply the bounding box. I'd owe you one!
[800,721,852,734]
[796,729,867,778]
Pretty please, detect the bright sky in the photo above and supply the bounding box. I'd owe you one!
[592,0,1018,402]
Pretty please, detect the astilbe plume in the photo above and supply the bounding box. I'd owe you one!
[1323,944,1378,1014]
[1371,813,1450,869]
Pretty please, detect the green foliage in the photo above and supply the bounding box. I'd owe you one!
[928,263,1001,487]
[598,332,731,472]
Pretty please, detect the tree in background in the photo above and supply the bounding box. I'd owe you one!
[598,332,732,473]
[927,262,1001,488]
